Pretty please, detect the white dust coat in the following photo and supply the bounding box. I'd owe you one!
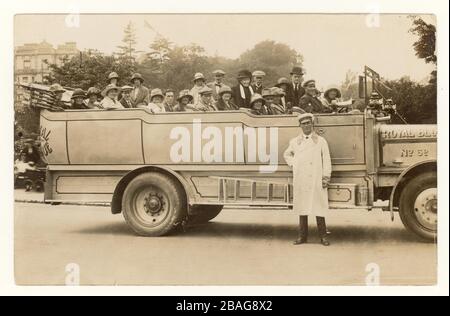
[284,133,332,217]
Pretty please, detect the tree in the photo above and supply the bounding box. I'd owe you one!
[409,16,437,65]
[117,22,139,60]
[46,50,138,90]
[238,40,303,86]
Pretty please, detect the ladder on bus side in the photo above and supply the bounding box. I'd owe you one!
[211,176,293,207]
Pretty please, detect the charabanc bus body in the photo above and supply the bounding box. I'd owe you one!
[40,107,437,241]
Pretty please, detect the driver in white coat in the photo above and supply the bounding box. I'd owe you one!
[284,113,332,246]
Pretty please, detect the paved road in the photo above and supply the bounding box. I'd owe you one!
[14,202,437,286]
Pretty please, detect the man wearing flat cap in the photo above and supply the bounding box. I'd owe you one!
[207,70,227,101]
[194,86,217,112]
[299,79,330,113]
[284,113,332,246]
[285,66,306,109]
[251,70,266,95]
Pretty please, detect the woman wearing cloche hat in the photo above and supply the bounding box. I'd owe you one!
[231,69,254,109]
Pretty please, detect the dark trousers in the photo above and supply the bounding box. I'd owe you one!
[298,216,327,239]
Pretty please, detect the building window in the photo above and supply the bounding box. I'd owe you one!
[22,77,29,83]
[23,59,31,69]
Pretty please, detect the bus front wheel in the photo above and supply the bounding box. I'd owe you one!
[399,171,437,242]
[122,172,187,236]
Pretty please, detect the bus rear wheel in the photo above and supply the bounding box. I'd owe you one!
[122,172,187,236]
[188,205,224,224]
[399,171,437,242]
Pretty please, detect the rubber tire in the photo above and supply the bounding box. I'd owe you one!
[122,172,186,236]
[399,171,437,242]
[188,205,224,224]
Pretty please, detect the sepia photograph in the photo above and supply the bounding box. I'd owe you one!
[5,7,446,293]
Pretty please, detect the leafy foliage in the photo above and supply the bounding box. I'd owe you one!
[409,17,437,65]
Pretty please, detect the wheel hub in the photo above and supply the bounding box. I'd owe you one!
[414,188,437,230]
[144,193,165,216]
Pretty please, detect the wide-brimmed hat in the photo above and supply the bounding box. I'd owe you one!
[324,87,341,99]
[130,73,145,83]
[49,83,65,93]
[298,113,315,123]
[198,86,213,95]
[275,77,290,87]
[71,88,86,99]
[177,89,194,102]
[193,72,206,82]
[108,72,119,81]
[290,66,305,76]
[237,70,252,80]
[86,87,101,97]
[261,88,275,98]
[252,70,266,77]
[272,87,285,96]
[150,88,164,100]
[102,84,121,96]
[303,79,316,88]
[213,69,226,77]
[218,85,232,96]
[250,94,266,107]
[121,85,134,92]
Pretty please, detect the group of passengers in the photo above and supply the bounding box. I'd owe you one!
[49,66,350,115]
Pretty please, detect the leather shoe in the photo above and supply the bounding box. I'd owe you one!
[293,237,307,245]
[320,237,331,246]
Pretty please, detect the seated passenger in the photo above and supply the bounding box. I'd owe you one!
[71,89,88,110]
[193,86,218,111]
[163,89,176,112]
[85,87,101,109]
[99,84,124,110]
[299,80,332,114]
[275,78,292,112]
[261,88,275,115]
[215,85,239,111]
[174,90,195,112]
[246,94,267,116]
[130,73,150,108]
[147,88,166,113]
[49,83,67,110]
[269,87,287,115]
[321,87,341,112]
[119,85,134,108]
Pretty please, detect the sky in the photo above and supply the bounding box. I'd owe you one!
[14,14,436,88]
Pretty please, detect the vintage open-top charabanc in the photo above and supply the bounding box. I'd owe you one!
[39,105,437,241]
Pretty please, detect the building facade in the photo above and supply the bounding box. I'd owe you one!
[14,41,79,84]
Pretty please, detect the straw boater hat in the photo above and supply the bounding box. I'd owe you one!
[252,70,266,77]
[193,72,206,82]
[198,86,213,95]
[49,84,65,93]
[213,69,226,77]
[324,87,342,99]
[250,94,266,107]
[102,84,120,96]
[150,88,164,101]
[290,66,305,76]
[86,87,101,97]
[237,70,252,80]
[121,85,134,92]
[130,73,145,83]
[177,90,194,102]
[298,113,315,124]
[218,85,232,96]
[71,89,86,100]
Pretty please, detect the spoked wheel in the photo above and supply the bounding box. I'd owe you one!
[399,171,437,242]
[122,172,186,236]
